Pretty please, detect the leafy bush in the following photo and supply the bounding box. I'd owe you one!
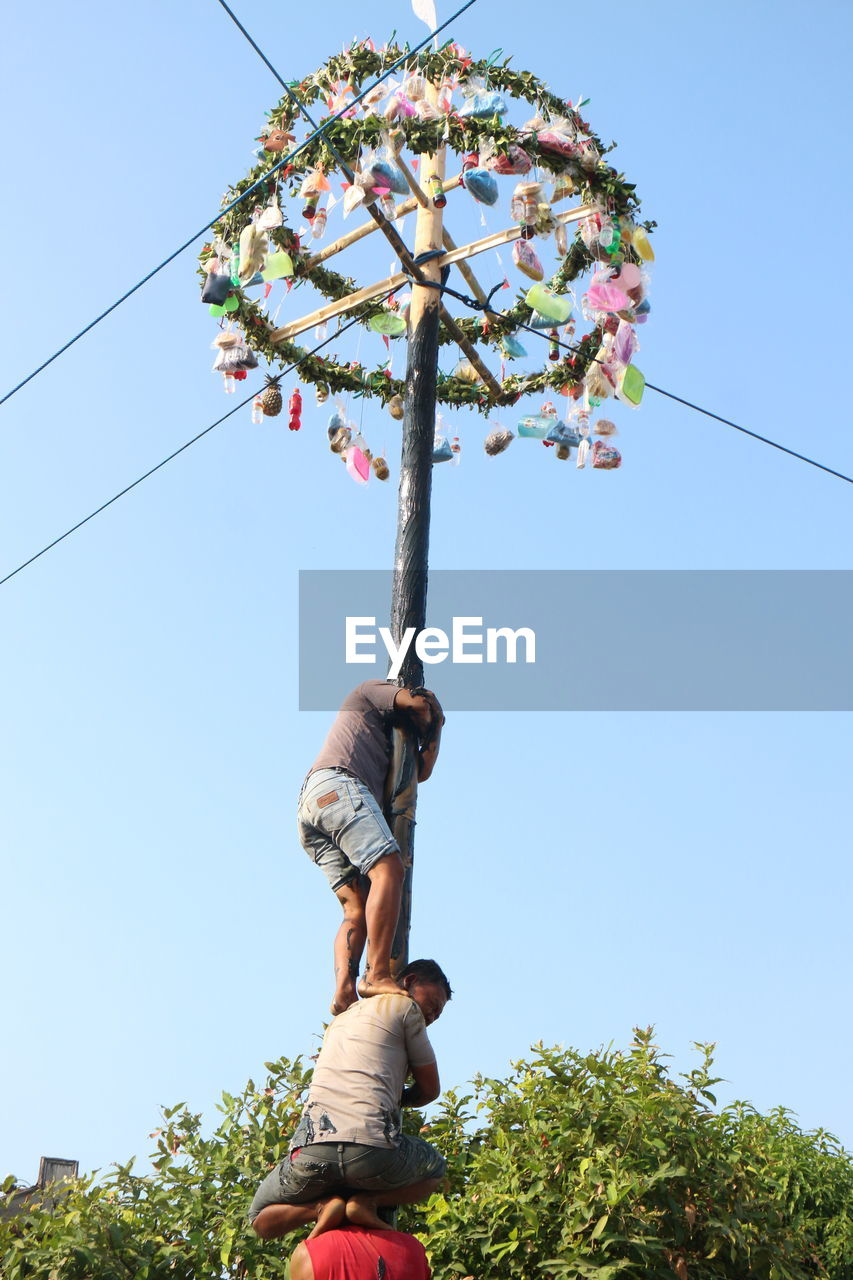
[2,1030,851,1280]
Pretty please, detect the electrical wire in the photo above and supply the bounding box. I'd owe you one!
[0,0,477,410]
[0,303,389,589]
[510,319,853,486]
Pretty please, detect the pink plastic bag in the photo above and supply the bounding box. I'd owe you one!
[592,440,622,469]
[585,282,631,313]
[345,446,370,484]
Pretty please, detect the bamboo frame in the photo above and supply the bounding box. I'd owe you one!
[394,154,498,318]
[270,201,594,345]
[305,175,464,269]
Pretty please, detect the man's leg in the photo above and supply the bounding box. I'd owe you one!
[358,851,405,997]
[331,879,367,1015]
[252,1196,346,1241]
[344,1178,444,1230]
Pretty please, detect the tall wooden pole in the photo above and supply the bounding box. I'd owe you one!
[385,88,447,976]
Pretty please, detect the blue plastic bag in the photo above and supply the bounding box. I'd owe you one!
[463,167,499,205]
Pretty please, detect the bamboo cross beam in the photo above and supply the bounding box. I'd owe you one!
[393,154,499,318]
[306,175,465,270]
[269,203,595,344]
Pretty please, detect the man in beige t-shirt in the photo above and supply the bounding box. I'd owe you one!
[249,959,451,1240]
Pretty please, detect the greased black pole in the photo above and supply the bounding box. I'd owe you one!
[385,82,447,975]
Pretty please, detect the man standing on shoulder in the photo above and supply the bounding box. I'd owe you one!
[248,959,451,1240]
[290,1225,431,1280]
[297,681,444,1013]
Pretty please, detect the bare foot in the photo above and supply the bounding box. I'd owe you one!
[345,1194,394,1231]
[307,1196,347,1239]
[357,975,406,999]
[330,986,358,1016]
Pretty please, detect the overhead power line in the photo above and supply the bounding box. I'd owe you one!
[511,320,853,486]
[0,304,388,589]
[0,0,478,410]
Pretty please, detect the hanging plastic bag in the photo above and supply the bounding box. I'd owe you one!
[584,280,632,313]
[453,358,482,385]
[237,222,268,284]
[545,419,581,449]
[369,310,407,337]
[592,440,622,469]
[432,433,454,462]
[536,118,579,162]
[482,141,532,175]
[463,167,498,205]
[458,77,508,118]
[501,334,527,359]
[201,268,233,306]
[512,239,544,281]
[516,413,554,439]
[484,426,514,455]
[613,318,638,368]
[345,443,371,483]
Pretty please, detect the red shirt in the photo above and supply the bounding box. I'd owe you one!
[304,1226,430,1280]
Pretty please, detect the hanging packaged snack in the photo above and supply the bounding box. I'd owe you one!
[536,117,579,163]
[481,139,533,175]
[512,238,544,281]
[592,440,622,469]
[484,426,515,455]
[387,393,405,420]
[453,358,482,384]
[402,72,427,101]
[257,194,283,229]
[458,77,508,119]
[372,455,390,480]
[545,419,581,450]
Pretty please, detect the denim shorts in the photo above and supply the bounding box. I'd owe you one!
[247,1136,445,1222]
[297,768,400,892]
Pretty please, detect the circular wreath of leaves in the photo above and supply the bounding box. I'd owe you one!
[199,41,651,413]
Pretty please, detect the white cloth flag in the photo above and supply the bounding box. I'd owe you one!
[411,0,438,37]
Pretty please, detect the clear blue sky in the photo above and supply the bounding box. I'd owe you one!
[2,0,851,1187]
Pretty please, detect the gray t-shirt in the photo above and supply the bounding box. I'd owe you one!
[291,994,436,1149]
[310,680,399,803]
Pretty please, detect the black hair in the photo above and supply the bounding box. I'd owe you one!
[399,958,453,1000]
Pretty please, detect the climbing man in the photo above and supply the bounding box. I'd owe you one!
[289,1224,431,1280]
[297,680,444,1014]
[248,958,451,1241]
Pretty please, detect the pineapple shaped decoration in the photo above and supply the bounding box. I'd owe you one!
[260,375,283,417]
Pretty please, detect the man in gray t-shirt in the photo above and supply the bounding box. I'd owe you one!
[297,681,444,1014]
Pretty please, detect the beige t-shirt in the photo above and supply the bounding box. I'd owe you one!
[293,994,436,1149]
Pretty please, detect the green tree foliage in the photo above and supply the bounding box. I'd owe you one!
[2,1030,851,1280]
